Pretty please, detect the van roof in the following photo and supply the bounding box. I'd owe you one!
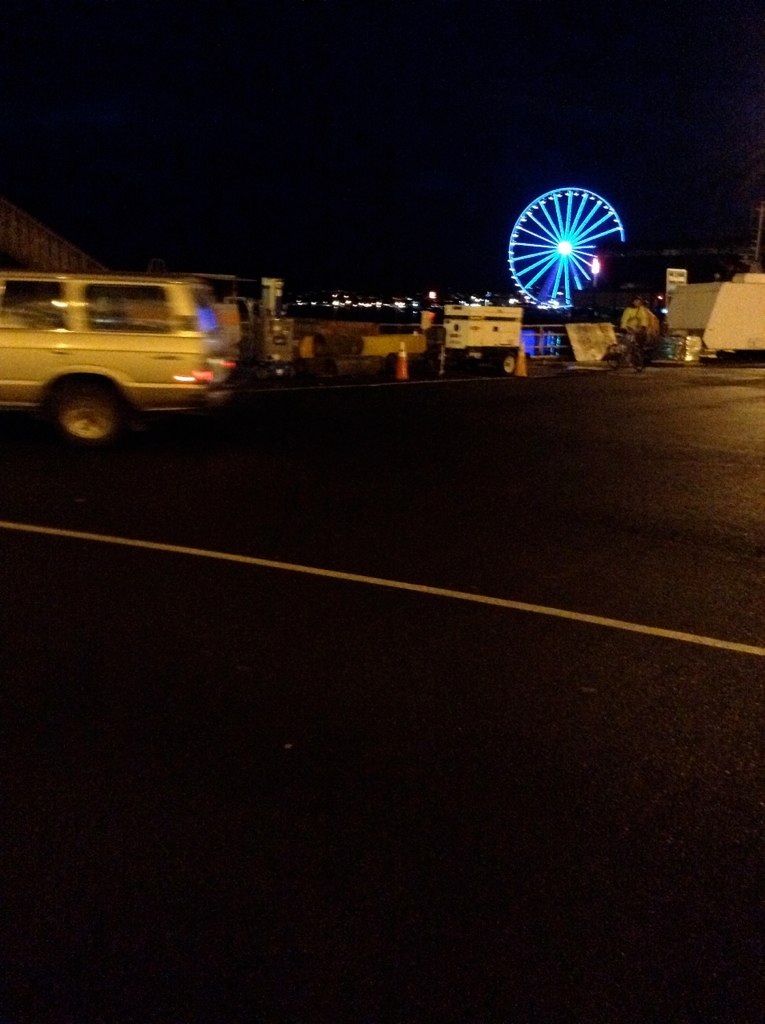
[0,270,209,286]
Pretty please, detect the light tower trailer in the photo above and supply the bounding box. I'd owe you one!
[219,276,296,379]
[442,304,523,375]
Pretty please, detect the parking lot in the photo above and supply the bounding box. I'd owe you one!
[1,366,763,1024]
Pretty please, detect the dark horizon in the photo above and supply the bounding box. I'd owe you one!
[1,1,763,297]
[0,184,753,304]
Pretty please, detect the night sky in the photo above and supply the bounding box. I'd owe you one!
[1,0,763,294]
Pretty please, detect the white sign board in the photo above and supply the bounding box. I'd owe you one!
[666,267,688,297]
[565,322,616,362]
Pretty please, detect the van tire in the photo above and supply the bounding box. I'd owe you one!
[52,380,125,446]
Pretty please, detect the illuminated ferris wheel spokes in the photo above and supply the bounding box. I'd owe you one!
[508,188,625,306]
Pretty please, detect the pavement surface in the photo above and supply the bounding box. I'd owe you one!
[0,364,763,1024]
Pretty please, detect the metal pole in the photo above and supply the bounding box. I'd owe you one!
[754,201,765,271]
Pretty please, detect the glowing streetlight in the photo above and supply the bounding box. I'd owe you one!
[591,256,601,294]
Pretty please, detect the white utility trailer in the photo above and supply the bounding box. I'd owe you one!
[667,273,765,355]
[442,304,523,375]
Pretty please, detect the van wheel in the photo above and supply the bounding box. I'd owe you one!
[501,352,517,375]
[53,381,124,446]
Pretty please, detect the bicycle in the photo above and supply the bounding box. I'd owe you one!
[604,329,645,372]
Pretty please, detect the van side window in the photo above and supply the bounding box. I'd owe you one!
[84,284,172,333]
[0,279,66,329]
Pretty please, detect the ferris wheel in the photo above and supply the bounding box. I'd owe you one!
[508,188,625,307]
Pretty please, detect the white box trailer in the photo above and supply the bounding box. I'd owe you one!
[442,304,523,375]
[667,273,765,354]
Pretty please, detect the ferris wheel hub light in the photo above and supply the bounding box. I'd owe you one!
[557,241,573,256]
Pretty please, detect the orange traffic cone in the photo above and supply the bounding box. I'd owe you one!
[515,343,528,377]
[395,340,409,381]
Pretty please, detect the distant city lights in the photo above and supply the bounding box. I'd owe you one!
[287,289,532,317]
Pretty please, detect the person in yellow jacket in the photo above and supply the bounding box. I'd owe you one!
[620,295,653,332]
[620,296,659,361]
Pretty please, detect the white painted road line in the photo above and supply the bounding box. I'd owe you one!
[1,518,763,657]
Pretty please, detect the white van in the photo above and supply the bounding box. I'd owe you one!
[0,271,238,444]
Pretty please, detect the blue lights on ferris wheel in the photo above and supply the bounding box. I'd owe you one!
[508,188,625,307]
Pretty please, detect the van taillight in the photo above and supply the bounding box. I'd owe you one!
[174,370,214,383]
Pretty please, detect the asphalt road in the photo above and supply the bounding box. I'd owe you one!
[1,364,763,1024]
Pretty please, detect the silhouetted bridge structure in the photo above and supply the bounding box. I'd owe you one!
[0,194,105,273]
